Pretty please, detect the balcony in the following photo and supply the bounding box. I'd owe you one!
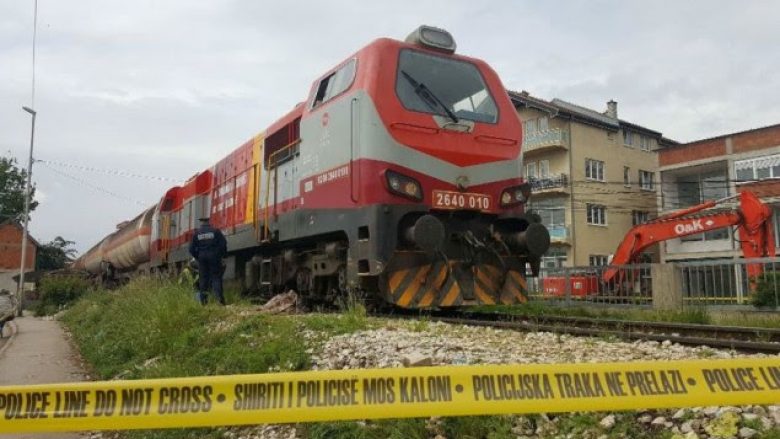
[548,225,571,245]
[523,128,570,154]
[529,173,569,195]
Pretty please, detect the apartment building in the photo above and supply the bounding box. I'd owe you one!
[657,123,780,262]
[510,91,674,268]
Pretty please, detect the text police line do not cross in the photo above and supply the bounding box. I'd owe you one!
[1,358,779,433]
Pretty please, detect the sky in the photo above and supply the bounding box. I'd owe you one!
[1,1,780,254]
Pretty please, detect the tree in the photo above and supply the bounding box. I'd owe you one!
[0,155,37,221]
[36,236,78,270]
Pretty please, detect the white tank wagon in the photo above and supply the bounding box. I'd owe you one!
[73,239,108,274]
[102,208,154,272]
[73,207,154,276]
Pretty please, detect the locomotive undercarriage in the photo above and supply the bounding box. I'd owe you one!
[242,205,550,309]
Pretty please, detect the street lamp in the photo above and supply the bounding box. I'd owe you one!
[16,105,36,317]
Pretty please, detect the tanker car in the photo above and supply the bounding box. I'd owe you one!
[73,25,550,308]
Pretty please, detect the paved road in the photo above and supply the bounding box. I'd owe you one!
[0,315,88,439]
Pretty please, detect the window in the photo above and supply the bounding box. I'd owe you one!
[538,116,549,132]
[396,49,498,123]
[524,119,537,138]
[589,255,609,266]
[639,135,651,151]
[539,160,550,179]
[675,171,727,207]
[585,159,605,181]
[623,166,631,187]
[264,117,301,168]
[632,210,650,226]
[639,170,654,191]
[542,247,567,269]
[530,198,566,228]
[312,59,357,108]
[735,154,780,183]
[681,228,729,242]
[623,130,634,146]
[586,204,607,225]
[526,162,537,179]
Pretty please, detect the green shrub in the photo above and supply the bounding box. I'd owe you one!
[35,274,92,315]
[753,272,780,308]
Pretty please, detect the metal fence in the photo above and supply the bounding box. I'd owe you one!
[677,257,780,307]
[525,258,780,309]
[525,263,653,308]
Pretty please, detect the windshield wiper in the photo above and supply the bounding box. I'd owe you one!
[401,70,459,123]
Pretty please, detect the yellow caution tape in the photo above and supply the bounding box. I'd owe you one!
[1,358,779,433]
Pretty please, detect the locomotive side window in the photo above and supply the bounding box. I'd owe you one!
[395,49,498,124]
[264,116,301,169]
[311,59,357,108]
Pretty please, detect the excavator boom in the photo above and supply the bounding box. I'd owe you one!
[602,190,775,283]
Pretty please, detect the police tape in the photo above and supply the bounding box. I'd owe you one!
[1,358,779,433]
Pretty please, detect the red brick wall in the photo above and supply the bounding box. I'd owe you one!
[733,125,780,153]
[0,224,36,270]
[659,138,726,166]
[737,180,780,198]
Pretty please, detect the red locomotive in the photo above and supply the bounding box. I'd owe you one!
[73,26,550,308]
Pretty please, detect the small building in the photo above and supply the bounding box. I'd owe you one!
[658,123,780,262]
[510,91,675,268]
[0,219,40,293]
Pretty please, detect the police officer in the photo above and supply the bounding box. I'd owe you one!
[189,216,228,305]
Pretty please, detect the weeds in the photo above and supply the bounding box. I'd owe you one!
[303,419,428,439]
[440,415,515,439]
[34,274,92,316]
[62,277,311,380]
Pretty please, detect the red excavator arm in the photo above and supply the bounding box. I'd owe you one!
[603,190,775,283]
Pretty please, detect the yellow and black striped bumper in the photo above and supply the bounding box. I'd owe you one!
[384,260,527,309]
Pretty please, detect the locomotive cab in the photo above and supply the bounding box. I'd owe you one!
[347,25,551,307]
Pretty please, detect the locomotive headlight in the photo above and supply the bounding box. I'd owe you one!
[405,25,456,54]
[386,170,423,201]
[501,192,512,205]
[500,183,531,207]
[389,176,401,191]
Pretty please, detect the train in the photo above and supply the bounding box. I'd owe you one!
[73,25,551,308]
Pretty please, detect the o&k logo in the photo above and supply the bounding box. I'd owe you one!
[674,219,714,235]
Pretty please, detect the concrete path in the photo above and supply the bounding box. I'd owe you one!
[0,314,88,439]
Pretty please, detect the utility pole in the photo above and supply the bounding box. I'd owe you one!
[17,0,38,316]
[17,106,36,316]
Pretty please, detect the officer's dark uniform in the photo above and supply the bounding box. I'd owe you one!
[189,217,228,305]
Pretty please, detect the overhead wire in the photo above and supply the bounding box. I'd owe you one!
[38,161,148,207]
[36,159,183,183]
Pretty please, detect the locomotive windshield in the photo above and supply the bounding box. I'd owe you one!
[395,49,498,124]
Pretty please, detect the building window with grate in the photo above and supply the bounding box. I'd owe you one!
[586,204,607,225]
[585,159,605,182]
[639,170,654,191]
[735,154,780,183]
[589,255,609,266]
[624,166,631,187]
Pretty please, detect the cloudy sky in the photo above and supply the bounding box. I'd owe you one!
[1,1,779,253]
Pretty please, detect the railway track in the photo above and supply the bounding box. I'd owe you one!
[383,309,780,354]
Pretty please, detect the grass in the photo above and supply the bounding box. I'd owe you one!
[61,277,376,439]
[60,278,780,438]
[441,415,515,439]
[303,419,428,439]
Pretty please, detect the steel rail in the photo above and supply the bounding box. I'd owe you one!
[380,309,780,354]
